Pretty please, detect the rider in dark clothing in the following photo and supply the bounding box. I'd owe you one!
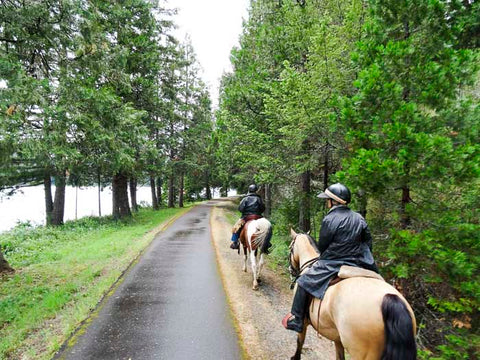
[283,183,379,333]
[230,184,265,249]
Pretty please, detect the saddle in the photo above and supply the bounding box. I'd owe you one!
[309,266,384,326]
[232,215,262,234]
[329,265,384,286]
[238,215,264,251]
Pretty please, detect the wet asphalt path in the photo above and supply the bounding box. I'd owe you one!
[56,201,242,360]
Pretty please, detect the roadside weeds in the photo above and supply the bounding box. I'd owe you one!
[0,207,191,360]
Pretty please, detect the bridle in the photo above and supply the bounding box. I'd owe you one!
[288,233,318,289]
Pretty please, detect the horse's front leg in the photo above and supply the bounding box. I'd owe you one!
[291,322,308,360]
[250,251,258,290]
[334,341,345,360]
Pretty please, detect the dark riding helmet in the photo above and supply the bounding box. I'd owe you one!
[248,184,258,193]
[317,183,351,204]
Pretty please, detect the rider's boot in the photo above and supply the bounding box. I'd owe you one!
[282,286,309,332]
[230,232,240,249]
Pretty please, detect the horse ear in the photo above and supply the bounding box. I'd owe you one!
[290,228,297,239]
[307,230,311,235]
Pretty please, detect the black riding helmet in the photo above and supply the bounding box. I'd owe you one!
[248,184,258,193]
[317,183,351,204]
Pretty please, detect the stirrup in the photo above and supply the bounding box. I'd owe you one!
[282,313,304,333]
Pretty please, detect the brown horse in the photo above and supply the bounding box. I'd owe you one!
[288,229,417,360]
[239,217,272,290]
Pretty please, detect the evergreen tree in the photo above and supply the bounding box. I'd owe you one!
[0,0,79,225]
[218,0,366,229]
[339,0,479,354]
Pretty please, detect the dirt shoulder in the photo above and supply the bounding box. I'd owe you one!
[210,199,336,360]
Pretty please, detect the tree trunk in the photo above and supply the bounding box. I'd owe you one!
[323,142,330,191]
[112,173,131,219]
[178,173,184,208]
[400,186,411,229]
[75,186,78,220]
[98,172,102,217]
[221,186,227,197]
[150,176,159,210]
[51,171,66,226]
[44,173,53,225]
[0,250,13,273]
[168,175,175,208]
[264,183,272,218]
[156,177,162,207]
[298,171,311,232]
[358,189,367,218]
[205,173,212,200]
[129,177,138,212]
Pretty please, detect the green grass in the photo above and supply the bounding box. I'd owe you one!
[0,206,190,360]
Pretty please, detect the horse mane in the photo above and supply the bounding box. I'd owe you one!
[299,232,320,254]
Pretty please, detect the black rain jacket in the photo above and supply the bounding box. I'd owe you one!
[297,205,378,299]
[238,193,265,217]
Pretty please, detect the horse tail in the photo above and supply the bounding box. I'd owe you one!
[381,293,417,360]
[252,218,272,253]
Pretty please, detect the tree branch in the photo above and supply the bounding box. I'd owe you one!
[0,37,24,44]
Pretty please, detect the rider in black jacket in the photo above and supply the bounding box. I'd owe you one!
[230,184,265,249]
[283,183,378,333]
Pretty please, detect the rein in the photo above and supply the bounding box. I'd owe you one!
[288,234,318,289]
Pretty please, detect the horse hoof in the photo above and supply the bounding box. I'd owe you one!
[257,278,262,283]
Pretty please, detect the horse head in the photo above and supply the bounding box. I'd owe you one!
[288,229,319,286]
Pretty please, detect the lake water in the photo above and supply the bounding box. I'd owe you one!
[0,185,232,233]
[0,185,147,233]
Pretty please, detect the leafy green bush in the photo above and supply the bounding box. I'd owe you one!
[381,211,479,358]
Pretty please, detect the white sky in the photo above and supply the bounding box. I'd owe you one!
[171,0,250,108]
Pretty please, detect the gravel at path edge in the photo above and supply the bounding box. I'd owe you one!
[210,200,336,360]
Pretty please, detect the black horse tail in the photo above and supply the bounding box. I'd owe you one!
[381,293,417,360]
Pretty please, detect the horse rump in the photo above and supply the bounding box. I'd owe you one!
[381,293,417,360]
[252,218,272,254]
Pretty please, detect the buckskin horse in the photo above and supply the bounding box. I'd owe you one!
[239,217,272,290]
[288,229,417,360]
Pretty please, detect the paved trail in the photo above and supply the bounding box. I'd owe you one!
[56,201,241,360]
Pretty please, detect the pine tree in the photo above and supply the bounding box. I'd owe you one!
[0,0,79,225]
[339,0,479,354]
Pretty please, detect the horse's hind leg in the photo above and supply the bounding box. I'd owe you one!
[243,248,248,272]
[256,253,264,281]
[250,251,258,290]
[291,323,308,360]
[334,341,345,360]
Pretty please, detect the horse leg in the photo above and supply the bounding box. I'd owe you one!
[291,322,308,360]
[250,251,258,290]
[243,247,248,272]
[334,341,345,360]
[256,253,264,281]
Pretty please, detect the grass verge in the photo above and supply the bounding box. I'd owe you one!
[0,205,191,360]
